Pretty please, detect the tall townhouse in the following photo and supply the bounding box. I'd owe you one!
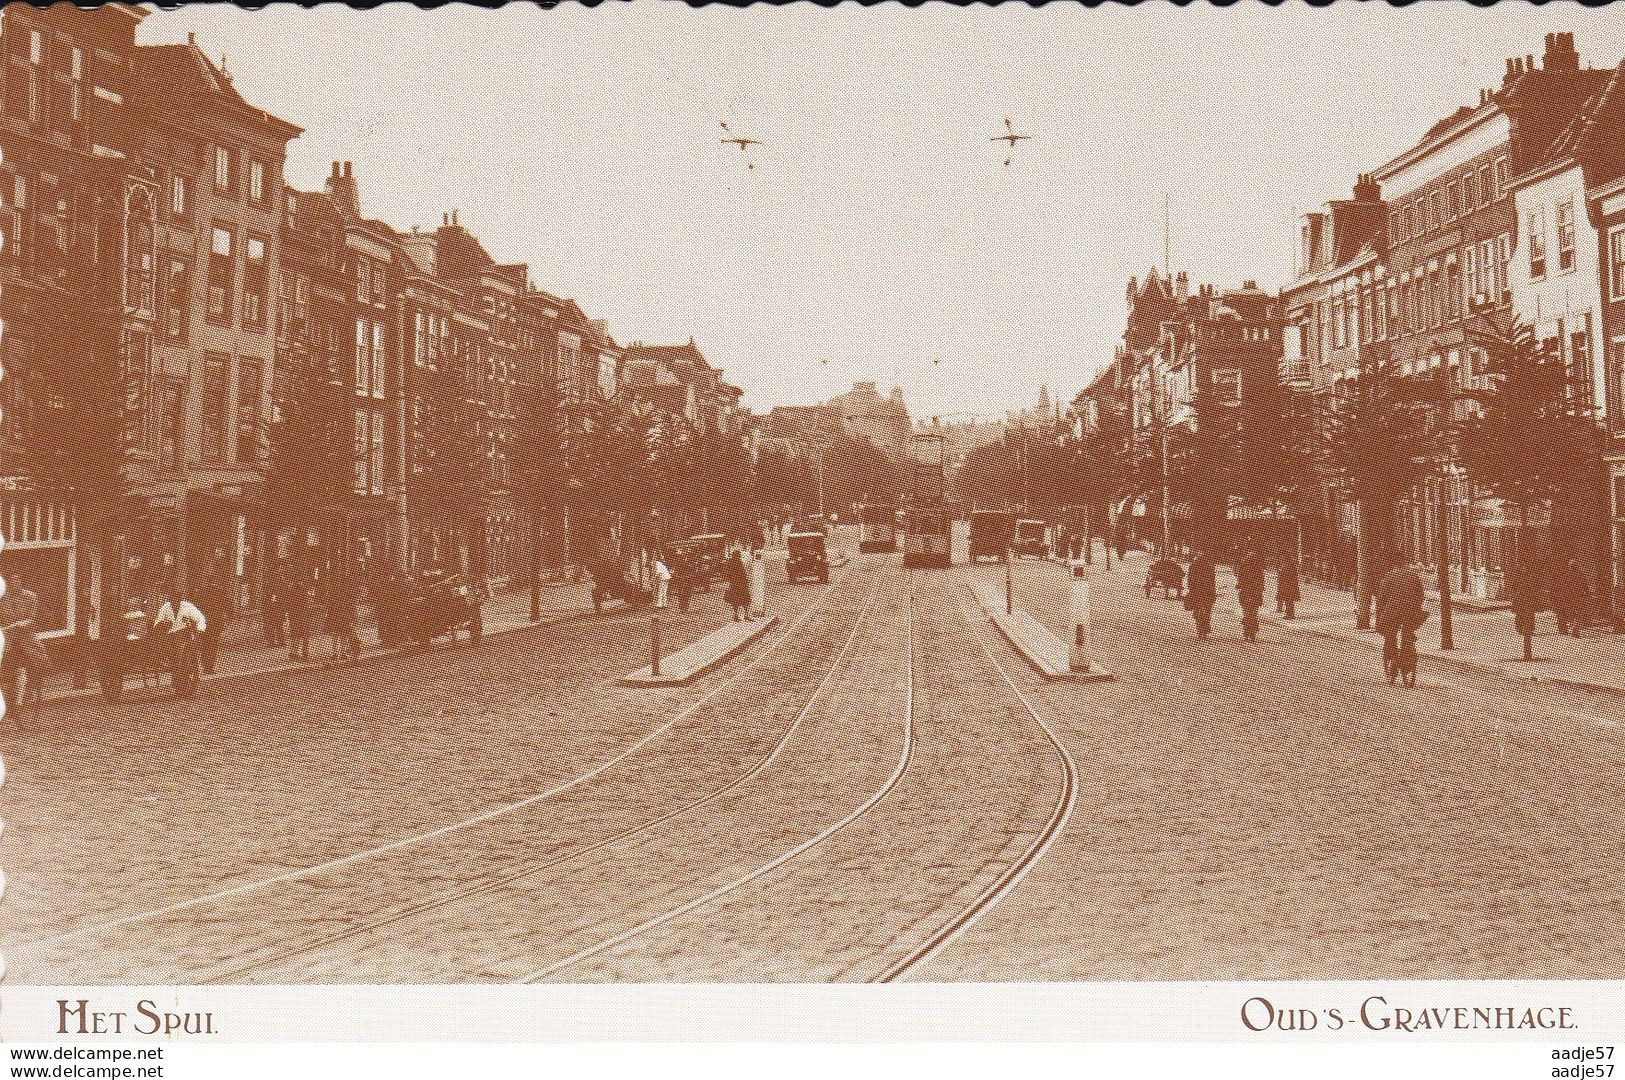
[0,4,153,650]
[1598,153,1625,616]
[1281,175,1387,587]
[130,35,300,607]
[1507,49,1625,615]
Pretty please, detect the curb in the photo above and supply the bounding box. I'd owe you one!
[966,581,1114,683]
[13,598,604,715]
[621,615,781,687]
[1246,606,1625,699]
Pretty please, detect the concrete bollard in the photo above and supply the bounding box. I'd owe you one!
[1068,559,1091,673]
[651,615,661,677]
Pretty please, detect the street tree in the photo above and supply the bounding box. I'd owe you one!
[1457,320,1601,658]
[1318,361,1448,629]
[509,374,566,620]
[265,348,355,577]
[9,248,135,685]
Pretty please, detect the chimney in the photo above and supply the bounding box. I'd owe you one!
[1174,271,1189,301]
[325,160,359,218]
[1353,171,1381,202]
[187,32,196,45]
[1543,30,1580,74]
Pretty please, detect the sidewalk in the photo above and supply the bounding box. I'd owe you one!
[28,581,599,707]
[1080,547,1625,697]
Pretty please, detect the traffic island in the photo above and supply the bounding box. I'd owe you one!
[967,580,1114,683]
[621,615,780,686]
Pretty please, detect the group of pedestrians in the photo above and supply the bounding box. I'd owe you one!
[650,543,766,622]
[263,567,363,662]
[1179,548,1293,643]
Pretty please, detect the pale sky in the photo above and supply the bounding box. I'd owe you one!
[142,1,1625,421]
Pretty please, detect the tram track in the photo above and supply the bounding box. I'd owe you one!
[517,571,919,984]
[9,558,878,974]
[199,574,888,984]
[867,588,1078,983]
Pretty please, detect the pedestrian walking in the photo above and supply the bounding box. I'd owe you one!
[748,547,767,620]
[263,566,288,648]
[672,551,693,614]
[194,573,230,676]
[1551,556,1588,637]
[1184,550,1217,641]
[652,552,672,609]
[1,571,46,719]
[1275,552,1301,620]
[723,548,751,622]
[1236,549,1265,643]
[287,575,314,662]
[326,575,362,660]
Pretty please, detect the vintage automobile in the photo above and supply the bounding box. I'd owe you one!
[587,560,651,614]
[675,533,729,588]
[968,510,1015,563]
[1144,558,1186,599]
[382,570,484,646]
[786,531,831,584]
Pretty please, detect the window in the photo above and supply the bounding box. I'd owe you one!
[201,355,229,462]
[355,319,386,397]
[159,379,186,468]
[242,235,267,328]
[1608,340,1625,434]
[356,258,371,304]
[1463,171,1477,209]
[169,175,189,219]
[69,46,83,123]
[1556,199,1576,273]
[354,410,385,495]
[1528,209,1548,278]
[1479,164,1493,205]
[1212,369,1242,402]
[214,146,233,192]
[1497,232,1512,299]
[1570,321,1593,405]
[208,225,233,322]
[1408,201,1421,237]
[1494,157,1510,199]
[248,160,265,204]
[1611,228,1625,299]
[236,359,263,463]
[164,258,188,340]
[1447,181,1460,220]
[29,29,41,65]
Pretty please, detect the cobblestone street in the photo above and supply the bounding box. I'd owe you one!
[4,547,1623,984]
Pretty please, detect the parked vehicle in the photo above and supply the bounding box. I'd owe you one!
[587,560,651,613]
[677,533,728,587]
[100,618,200,704]
[402,571,484,646]
[787,532,831,583]
[968,510,1015,562]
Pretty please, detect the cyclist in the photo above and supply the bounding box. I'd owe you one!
[1374,554,1426,682]
[153,586,208,691]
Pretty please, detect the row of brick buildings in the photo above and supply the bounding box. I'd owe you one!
[1073,31,1625,615]
[0,5,745,646]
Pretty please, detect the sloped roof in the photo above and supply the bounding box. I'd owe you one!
[133,43,302,136]
[1543,60,1625,166]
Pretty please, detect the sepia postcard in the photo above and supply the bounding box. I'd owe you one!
[2,0,1625,1074]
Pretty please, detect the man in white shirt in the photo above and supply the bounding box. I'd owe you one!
[154,593,207,636]
[652,554,671,609]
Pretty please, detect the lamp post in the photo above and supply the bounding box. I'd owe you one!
[1435,466,1455,650]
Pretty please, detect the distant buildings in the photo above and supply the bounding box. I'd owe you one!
[0,5,744,649]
